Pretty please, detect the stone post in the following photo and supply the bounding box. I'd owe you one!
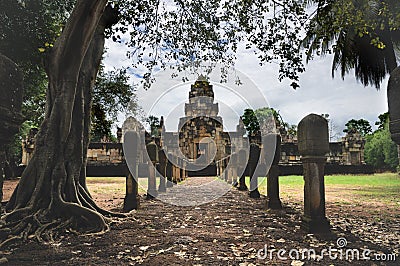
[166,158,174,188]
[388,67,400,167]
[146,141,159,199]
[230,153,238,185]
[237,149,248,191]
[225,158,229,182]
[123,131,140,211]
[172,155,180,183]
[298,114,331,233]
[226,156,233,184]
[180,158,185,181]
[158,149,167,192]
[249,143,261,198]
[264,134,282,209]
[220,161,224,180]
[182,159,187,179]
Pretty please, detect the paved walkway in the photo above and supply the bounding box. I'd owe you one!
[5,177,398,265]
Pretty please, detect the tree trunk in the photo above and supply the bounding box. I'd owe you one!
[1,0,119,244]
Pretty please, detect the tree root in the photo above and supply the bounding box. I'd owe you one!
[0,199,115,249]
[78,185,126,218]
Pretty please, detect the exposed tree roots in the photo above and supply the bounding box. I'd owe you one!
[0,179,126,249]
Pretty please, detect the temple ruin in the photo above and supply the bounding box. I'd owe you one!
[20,77,371,176]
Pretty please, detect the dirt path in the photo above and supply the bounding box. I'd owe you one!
[2,177,399,265]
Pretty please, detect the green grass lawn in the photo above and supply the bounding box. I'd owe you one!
[244,173,400,204]
[86,176,164,195]
[279,173,400,187]
[86,173,400,207]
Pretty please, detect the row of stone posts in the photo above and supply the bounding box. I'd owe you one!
[147,142,188,200]
[123,136,188,211]
[125,113,332,233]
[215,114,331,233]
[215,134,281,207]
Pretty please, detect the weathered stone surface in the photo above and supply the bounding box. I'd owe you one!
[264,134,282,209]
[123,131,140,211]
[146,142,158,199]
[249,143,261,198]
[298,114,330,233]
[157,149,167,192]
[146,141,159,163]
[298,114,329,156]
[237,149,248,191]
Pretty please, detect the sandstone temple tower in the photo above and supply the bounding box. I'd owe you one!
[177,76,230,165]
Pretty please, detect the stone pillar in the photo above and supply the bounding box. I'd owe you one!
[264,134,282,209]
[179,158,184,181]
[123,131,140,211]
[230,153,238,185]
[158,149,167,192]
[146,141,159,199]
[221,159,227,182]
[166,158,174,188]
[298,114,331,233]
[182,159,187,179]
[172,155,180,183]
[226,156,233,184]
[388,67,400,167]
[237,149,248,191]
[220,161,224,180]
[249,143,261,198]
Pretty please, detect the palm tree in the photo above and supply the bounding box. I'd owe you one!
[302,0,400,89]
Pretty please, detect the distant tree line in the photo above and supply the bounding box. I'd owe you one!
[242,108,398,171]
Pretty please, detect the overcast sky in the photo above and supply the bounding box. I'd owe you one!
[103,39,388,140]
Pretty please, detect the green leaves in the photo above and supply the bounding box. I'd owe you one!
[343,118,372,136]
[303,0,400,89]
[91,67,138,141]
[113,0,308,89]
[241,109,260,136]
[365,126,399,169]
[364,113,398,170]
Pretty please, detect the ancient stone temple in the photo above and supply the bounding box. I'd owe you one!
[178,76,229,164]
[340,129,365,165]
[20,76,371,177]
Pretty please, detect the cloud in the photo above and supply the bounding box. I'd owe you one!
[104,38,389,136]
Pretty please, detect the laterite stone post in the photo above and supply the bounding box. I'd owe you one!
[180,158,185,181]
[237,149,248,191]
[166,158,174,188]
[158,149,167,192]
[249,143,261,198]
[123,131,140,211]
[298,114,331,233]
[182,159,188,179]
[172,155,180,183]
[223,158,228,182]
[230,153,238,185]
[388,67,400,165]
[264,134,282,209]
[146,141,159,199]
